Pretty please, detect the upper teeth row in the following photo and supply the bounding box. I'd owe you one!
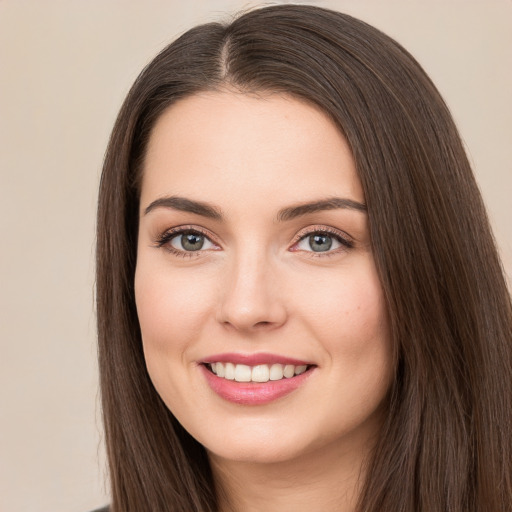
[210,362,308,382]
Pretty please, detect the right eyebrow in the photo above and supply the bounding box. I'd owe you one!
[276,197,367,221]
[143,196,223,220]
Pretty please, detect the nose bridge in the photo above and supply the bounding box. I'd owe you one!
[218,242,286,331]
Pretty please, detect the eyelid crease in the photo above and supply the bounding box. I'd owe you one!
[291,225,354,246]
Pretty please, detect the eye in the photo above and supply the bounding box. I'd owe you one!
[169,230,216,252]
[293,229,353,254]
[154,227,219,256]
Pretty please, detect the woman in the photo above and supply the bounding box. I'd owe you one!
[95,4,512,511]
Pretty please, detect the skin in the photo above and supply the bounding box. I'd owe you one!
[135,90,393,512]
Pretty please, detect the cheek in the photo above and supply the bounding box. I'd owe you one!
[134,262,218,412]
[299,259,393,398]
[300,261,389,348]
[134,261,215,356]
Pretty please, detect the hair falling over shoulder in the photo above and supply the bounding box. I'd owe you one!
[96,5,512,511]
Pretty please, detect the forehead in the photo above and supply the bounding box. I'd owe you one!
[140,91,363,211]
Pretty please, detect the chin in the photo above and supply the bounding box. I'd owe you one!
[207,439,306,465]
[190,420,307,465]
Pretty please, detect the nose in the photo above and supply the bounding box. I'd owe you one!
[216,251,287,332]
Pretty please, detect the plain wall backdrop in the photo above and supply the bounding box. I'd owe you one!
[0,1,510,511]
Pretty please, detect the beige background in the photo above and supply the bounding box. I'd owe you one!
[0,1,510,511]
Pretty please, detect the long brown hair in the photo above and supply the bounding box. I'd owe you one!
[96,5,512,511]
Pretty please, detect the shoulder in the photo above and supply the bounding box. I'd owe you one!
[89,507,109,512]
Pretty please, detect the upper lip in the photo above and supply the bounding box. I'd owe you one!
[201,352,314,366]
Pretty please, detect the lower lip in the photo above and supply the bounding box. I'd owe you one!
[200,365,314,405]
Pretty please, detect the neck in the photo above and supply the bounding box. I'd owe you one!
[209,436,372,512]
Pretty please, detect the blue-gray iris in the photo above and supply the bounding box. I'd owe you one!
[309,234,332,252]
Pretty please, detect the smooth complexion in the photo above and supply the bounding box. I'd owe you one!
[135,91,393,512]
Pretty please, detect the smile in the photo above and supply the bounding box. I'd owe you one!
[209,362,309,382]
[200,355,316,405]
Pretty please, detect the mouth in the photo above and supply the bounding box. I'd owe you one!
[199,354,316,405]
[205,362,312,383]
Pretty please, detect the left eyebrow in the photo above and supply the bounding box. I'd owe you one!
[143,196,223,220]
[277,197,367,222]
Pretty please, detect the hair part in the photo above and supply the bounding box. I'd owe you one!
[96,5,512,511]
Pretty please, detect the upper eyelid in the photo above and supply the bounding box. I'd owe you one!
[292,225,353,242]
[160,225,217,240]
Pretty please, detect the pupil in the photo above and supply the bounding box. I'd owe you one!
[182,233,204,251]
[309,234,332,252]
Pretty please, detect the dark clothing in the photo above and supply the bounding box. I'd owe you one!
[90,507,109,512]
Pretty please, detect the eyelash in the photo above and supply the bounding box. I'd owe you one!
[154,225,354,258]
[290,226,354,257]
[154,226,218,258]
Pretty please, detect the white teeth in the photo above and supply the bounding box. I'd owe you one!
[216,362,225,377]
[269,364,284,381]
[294,365,307,375]
[209,362,309,382]
[234,364,252,382]
[251,365,270,383]
[283,365,295,378]
[225,362,235,380]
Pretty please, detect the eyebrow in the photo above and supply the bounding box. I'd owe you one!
[143,195,367,221]
[144,196,223,219]
[276,197,367,221]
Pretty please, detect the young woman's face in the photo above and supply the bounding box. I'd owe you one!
[135,91,393,465]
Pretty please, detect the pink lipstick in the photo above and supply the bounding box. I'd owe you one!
[200,353,315,405]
